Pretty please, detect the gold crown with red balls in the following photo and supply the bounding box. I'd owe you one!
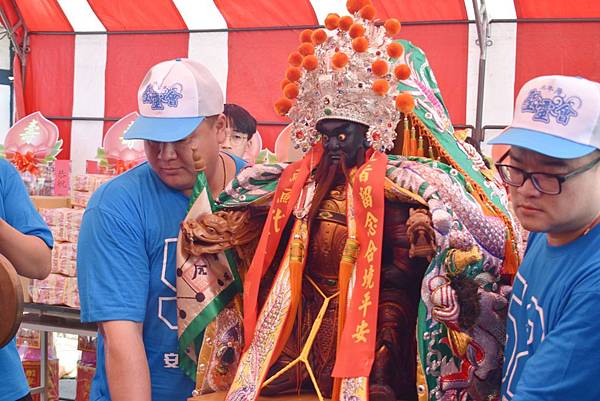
[274,0,415,152]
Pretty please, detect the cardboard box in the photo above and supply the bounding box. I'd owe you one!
[30,196,71,210]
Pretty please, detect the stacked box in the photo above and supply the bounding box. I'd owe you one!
[51,242,77,276]
[40,208,83,243]
[70,191,92,209]
[34,208,83,307]
[71,174,112,208]
[72,173,113,193]
[30,274,79,308]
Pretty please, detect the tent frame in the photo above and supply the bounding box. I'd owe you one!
[472,0,491,150]
[0,0,28,89]
[1,1,598,147]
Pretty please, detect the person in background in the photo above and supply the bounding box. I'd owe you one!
[77,59,246,401]
[221,103,257,160]
[490,75,600,401]
[0,159,53,401]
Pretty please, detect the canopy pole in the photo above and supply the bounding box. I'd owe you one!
[471,0,491,150]
[0,0,29,110]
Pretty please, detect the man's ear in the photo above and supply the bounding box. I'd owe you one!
[214,113,228,144]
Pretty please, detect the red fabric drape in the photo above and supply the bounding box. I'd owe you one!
[216,0,319,150]
[514,0,600,97]
[102,33,189,136]
[0,0,476,152]
[14,0,71,31]
[515,0,600,18]
[24,35,75,159]
[87,0,186,31]
[214,0,317,28]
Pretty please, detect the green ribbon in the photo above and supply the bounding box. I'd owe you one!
[178,170,242,382]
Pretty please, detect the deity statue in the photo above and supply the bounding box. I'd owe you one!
[177,2,521,401]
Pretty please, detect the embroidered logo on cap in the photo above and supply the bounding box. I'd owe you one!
[142,83,184,110]
[521,87,582,126]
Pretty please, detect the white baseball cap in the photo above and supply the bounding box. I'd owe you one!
[125,58,224,142]
[489,75,600,159]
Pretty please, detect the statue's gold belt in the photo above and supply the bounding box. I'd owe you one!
[316,210,346,226]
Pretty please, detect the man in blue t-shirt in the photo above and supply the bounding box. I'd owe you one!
[490,75,600,401]
[77,59,246,401]
[0,159,53,401]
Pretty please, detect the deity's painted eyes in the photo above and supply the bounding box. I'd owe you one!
[321,132,347,143]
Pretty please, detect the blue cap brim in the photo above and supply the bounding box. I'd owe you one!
[124,116,204,142]
[488,127,597,159]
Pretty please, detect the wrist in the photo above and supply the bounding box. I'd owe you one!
[0,218,11,243]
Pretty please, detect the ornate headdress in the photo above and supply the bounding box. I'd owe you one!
[274,0,415,152]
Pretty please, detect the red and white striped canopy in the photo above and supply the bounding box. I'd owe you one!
[1,0,598,173]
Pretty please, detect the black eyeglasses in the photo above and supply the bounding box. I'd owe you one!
[496,152,600,195]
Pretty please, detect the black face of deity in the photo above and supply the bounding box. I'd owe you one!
[316,119,369,169]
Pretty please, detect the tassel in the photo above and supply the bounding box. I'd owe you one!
[401,116,411,156]
[428,145,435,159]
[417,135,425,157]
[272,222,307,363]
[337,238,360,344]
[333,237,360,401]
[409,126,418,156]
[502,233,519,276]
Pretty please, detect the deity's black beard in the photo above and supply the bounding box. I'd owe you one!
[307,154,349,221]
[306,143,369,221]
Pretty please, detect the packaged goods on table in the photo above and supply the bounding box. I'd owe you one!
[30,273,79,308]
[71,173,113,208]
[70,190,92,209]
[50,242,77,276]
[51,257,77,277]
[72,173,112,193]
[39,208,83,243]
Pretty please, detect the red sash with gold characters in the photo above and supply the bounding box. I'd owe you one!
[333,150,387,378]
[242,145,323,345]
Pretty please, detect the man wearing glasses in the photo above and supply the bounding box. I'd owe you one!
[221,103,257,161]
[490,75,600,401]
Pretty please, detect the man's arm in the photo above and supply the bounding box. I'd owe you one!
[101,321,151,401]
[0,161,53,279]
[0,218,51,279]
[78,202,151,400]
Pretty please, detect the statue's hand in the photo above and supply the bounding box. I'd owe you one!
[431,283,460,327]
[406,208,436,260]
